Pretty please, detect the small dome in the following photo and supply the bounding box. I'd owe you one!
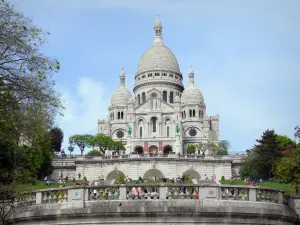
[174,95,181,103]
[111,86,132,106]
[181,83,204,105]
[138,44,180,73]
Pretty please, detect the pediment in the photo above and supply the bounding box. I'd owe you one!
[147,88,161,99]
[135,98,174,113]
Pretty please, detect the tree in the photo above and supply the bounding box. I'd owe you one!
[68,145,74,157]
[198,142,210,155]
[276,135,296,156]
[239,148,260,179]
[90,134,114,154]
[0,0,61,112]
[0,179,33,225]
[255,129,281,179]
[213,140,230,156]
[86,150,103,157]
[187,144,196,154]
[295,126,300,144]
[49,127,64,153]
[273,147,300,194]
[69,134,93,156]
[112,141,125,154]
[0,0,62,186]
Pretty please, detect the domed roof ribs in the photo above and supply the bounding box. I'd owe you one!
[154,15,163,45]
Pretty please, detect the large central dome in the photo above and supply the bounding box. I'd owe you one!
[137,44,180,73]
[137,17,180,74]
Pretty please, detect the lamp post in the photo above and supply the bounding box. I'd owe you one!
[60,149,65,179]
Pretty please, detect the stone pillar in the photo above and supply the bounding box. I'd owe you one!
[36,192,42,205]
[175,133,181,154]
[126,136,131,154]
[249,188,256,201]
[159,187,167,199]
[278,191,283,204]
[119,187,127,200]
[68,187,86,208]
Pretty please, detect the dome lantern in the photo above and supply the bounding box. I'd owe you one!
[188,65,194,84]
[120,68,126,86]
[154,15,163,44]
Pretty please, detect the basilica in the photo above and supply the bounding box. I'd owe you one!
[98,17,220,155]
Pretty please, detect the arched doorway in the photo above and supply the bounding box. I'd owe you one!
[106,170,126,180]
[182,170,201,181]
[149,145,158,155]
[163,145,173,154]
[134,146,143,154]
[143,169,164,180]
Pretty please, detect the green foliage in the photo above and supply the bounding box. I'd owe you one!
[0,0,62,188]
[215,140,230,155]
[276,135,296,151]
[69,134,93,156]
[90,134,114,154]
[295,126,300,143]
[49,127,64,153]
[273,147,300,194]
[86,150,103,156]
[221,176,225,182]
[240,129,298,180]
[187,144,197,154]
[184,176,190,182]
[254,130,282,179]
[239,148,260,179]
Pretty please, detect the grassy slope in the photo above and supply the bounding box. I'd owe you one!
[220,180,295,194]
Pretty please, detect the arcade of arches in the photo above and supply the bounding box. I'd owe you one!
[106,170,126,180]
[105,169,201,181]
[134,145,173,154]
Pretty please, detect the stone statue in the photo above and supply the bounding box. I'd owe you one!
[176,123,180,134]
[127,124,132,136]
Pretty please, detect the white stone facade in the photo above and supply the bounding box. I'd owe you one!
[98,17,219,155]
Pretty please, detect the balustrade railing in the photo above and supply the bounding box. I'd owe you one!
[16,184,285,206]
[54,154,241,162]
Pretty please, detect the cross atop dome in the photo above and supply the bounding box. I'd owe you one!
[154,16,163,44]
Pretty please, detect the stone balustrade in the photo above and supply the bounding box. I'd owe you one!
[7,184,300,225]
[18,184,286,206]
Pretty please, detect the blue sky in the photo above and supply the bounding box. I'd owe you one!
[10,0,300,153]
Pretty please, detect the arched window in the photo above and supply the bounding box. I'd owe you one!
[140,127,143,138]
[181,112,183,118]
[138,95,141,105]
[199,110,201,118]
[151,117,157,133]
[170,91,174,103]
[118,112,120,119]
[121,112,124,119]
[167,126,170,137]
[193,109,195,117]
[189,110,192,117]
[163,91,167,102]
[142,92,146,103]
[184,111,186,118]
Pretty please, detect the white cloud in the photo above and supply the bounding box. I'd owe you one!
[56,77,109,154]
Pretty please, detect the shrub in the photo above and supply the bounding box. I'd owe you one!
[221,176,225,182]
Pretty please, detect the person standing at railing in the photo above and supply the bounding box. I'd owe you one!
[137,186,142,199]
[131,187,138,199]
